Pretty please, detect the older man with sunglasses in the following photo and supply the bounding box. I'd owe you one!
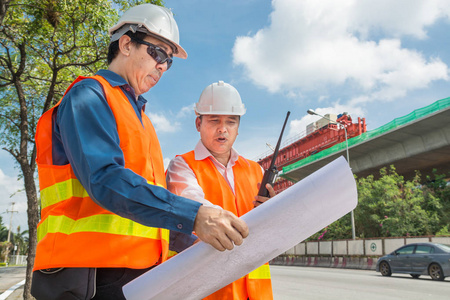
[31,4,248,300]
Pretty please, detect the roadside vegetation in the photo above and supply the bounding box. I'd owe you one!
[309,166,450,241]
[0,221,28,264]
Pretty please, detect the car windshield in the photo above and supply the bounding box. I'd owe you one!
[437,244,450,253]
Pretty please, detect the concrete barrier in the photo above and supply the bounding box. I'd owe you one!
[432,236,450,244]
[285,247,296,255]
[365,239,382,256]
[319,241,332,255]
[384,238,404,254]
[348,240,364,255]
[272,235,448,271]
[406,237,430,244]
[306,242,319,255]
[270,255,378,271]
[333,240,347,255]
[295,243,306,255]
[285,236,450,257]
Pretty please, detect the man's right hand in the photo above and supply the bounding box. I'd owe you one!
[193,205,249,251]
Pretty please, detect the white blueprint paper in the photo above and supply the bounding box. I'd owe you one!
[123,156,357,300]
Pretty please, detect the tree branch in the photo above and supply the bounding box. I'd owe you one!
[2,146,18,160]
[0,112,20,129]
[0,0,12,25]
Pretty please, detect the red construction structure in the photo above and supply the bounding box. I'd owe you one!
[257,113,367,193]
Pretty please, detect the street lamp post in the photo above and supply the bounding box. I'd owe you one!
[307,109,356,240]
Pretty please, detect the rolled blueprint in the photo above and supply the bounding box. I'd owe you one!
[123,156,357,300]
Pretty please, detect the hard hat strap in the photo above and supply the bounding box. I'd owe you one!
[110,24,178,55]
[110,24,141,43]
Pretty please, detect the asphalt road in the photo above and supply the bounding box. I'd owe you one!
[2,266,450,299]
[271,265,450,300]
[0,267,26,300]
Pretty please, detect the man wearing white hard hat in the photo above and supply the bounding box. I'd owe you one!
[167,81,274,299]
[31,5,248,300]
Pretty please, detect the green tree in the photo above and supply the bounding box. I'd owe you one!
[0,0,162,298]
[305,166,448,242]
[0,215,13,264]
[0,216,8,260]
[356,166,441,238]
[13,225,29,256]
[310,214,353,241]
[0,215,7,240]
[423,169,450,234]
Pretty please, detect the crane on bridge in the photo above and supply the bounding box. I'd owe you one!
[257,112,366,193]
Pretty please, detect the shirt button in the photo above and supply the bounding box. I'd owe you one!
[177,224,183,230]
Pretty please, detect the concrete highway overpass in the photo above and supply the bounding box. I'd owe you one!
[281,98,450,182]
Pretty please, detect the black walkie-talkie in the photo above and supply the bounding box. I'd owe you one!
[257,111,290,197]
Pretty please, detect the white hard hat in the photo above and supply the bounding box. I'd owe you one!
[109,4,187,59]
[195,81,246,116]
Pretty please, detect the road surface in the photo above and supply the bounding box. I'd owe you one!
[2,266,450,299]
[0,267,25,300]
[271,265,450,300]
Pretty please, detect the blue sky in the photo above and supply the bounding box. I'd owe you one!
[2,0,450,232]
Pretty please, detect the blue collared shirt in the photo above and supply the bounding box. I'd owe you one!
[53,69,200,234]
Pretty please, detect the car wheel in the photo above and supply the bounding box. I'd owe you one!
[428,263,444,281]
[410,274,420,279]
[379,261,392,276]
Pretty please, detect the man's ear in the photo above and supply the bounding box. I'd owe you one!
[118,35,132,57]
[195,116,201,132]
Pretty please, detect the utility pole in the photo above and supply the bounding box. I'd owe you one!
[4,202,18,265]
[307,109,356,239]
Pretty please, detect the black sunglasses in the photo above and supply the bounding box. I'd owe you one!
[130,37,173,70]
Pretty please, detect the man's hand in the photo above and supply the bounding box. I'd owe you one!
[193,206,249,251]
[253,183,276,207]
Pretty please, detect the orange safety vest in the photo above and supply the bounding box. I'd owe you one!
[181,151,273,300]
[34,75,169,271]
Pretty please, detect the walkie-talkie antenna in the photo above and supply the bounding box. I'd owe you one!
[257,111,290,197]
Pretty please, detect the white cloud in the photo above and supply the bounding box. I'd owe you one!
[147,113,180,133]
[0,168,22,196]
[177,103,195,118]
[0,168,28,231]
[146,104,196,134]
[233,0,450,102]
[350,0,450,39]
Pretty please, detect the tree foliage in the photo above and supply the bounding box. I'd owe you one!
[0,224,28,263]
[0,216,7,241]
[308,166,450,241]
[423,170,450,233]
[0,0,162,298]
